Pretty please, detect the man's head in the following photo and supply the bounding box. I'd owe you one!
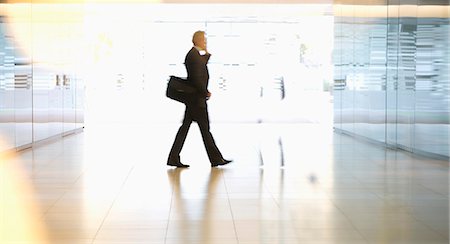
[192,30,206,50]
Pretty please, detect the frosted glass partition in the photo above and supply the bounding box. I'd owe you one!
[386,2,400,147]
[333,1,450,158]
[13,4,33,149]
[0,4,32,151]
[414,3,450,156]
[0,12,16,152]
[0,3,85,154]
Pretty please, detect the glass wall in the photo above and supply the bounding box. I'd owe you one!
[0,3,84,153]
[84,4,334,126]
[333,1,450,158]
[0,3,33,151]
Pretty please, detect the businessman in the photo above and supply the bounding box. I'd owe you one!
[167,31,232,168]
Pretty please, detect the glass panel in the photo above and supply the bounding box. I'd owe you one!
[47,19,63,138]
[367,12,387,143]
[386,1,400,146]
[353,9,371,139]
[0,9,16,152]
[75,75,84,130]
[340,5,355,134]
[32,10,52,142]
[32,64,50,142]
[63,73,76,133]
[333,1,448,158]
[61,20,79,134]
[13,3,33,148]
[414,3,449,157]
[1,3,85,149]
[32,5,65,141]
[397,2,417,150]
[333,4,343,131]
[48,71,63,138]
[339,4,388,143]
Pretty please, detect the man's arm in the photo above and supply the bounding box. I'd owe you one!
[188,54,209,97]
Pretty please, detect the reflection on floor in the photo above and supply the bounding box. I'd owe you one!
[1,123,448,244]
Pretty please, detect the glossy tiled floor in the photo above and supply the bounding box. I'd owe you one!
[1,123,448,244]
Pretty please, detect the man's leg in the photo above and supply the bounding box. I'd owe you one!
[195,106,223,162]
[168,107,193,163]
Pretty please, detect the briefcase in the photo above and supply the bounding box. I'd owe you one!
[166,76,195,103]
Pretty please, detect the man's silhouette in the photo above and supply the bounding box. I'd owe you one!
[167,31,232,168]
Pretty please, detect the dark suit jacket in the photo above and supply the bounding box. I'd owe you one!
[185,47,211,108]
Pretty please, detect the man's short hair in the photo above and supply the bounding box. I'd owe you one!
[192,31,205,45]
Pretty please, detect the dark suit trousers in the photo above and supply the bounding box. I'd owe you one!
[168,104,223,163]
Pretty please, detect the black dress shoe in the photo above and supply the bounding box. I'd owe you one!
[211,159,233,167]
[167,162,190,168]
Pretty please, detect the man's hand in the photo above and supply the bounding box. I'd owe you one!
[206,92,211,100]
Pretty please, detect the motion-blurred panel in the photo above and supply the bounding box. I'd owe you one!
[32,65,50,142]
[352,7,372,139]
[0,15,16,151]
[75,76,84,129]
[340,7,355,134]
[367,4,387,143]
[63,74,76,133]
[334,1,449,158]
[396,2,417,151]
[14,60,32,148]
[386,1,399,146]
[414,3,449,157]
[48,72,63,138]
[13,4,33,148]
[333,4,343,131]
[61,20,82,134]
[32,6,65,140]
[32,17,54,142]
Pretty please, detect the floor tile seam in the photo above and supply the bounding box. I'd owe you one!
[260,169,306,240]
[351,173,390,203]
[66,164,91,192]
[372,188,450,205]
[41,182,74,217]
[42,161,93,216]
[417,182,449,197]
[164,178,175,244]
[266,192,310,242]
[20,150,61,178]
[259,168,364,237]
[333,177,418,215]
[221,169,240,244]
[32,143,67,172]
[25,143,85,182]
[370,195,446,226]
[328,197,371,244]
[91,165,136,244]
[403,203,450,241]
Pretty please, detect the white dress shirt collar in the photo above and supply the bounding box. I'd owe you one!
[194,46,206,56]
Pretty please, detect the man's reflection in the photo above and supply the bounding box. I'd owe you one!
[166,168,223,243]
